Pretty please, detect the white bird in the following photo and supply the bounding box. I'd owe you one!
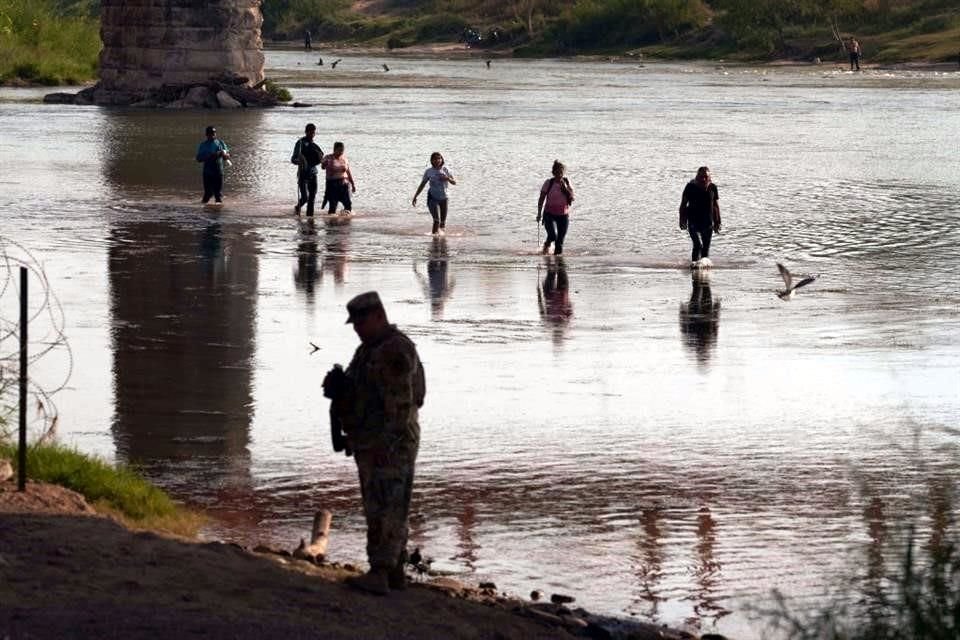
[777,262,818,300]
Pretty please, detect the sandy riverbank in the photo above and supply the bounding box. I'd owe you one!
[0,479,702,640]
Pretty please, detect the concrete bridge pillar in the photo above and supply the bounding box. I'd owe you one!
[98,0,266,92]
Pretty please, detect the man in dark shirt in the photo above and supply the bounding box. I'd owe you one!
[291,123,323,216]
[679,166,721,264]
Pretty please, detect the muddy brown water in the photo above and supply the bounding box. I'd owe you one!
[1,52,958,637]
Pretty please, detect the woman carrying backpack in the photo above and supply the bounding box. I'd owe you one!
[537,160,575,256]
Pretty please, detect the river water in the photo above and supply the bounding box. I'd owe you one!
[1,52,959,637]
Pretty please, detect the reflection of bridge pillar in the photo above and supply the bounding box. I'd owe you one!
[99,0,265,92]
[108,217,259,504]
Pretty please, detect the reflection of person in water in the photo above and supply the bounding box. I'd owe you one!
[679,271,720,366]
[688,505,729,626]
[630,502,666,621]
[537,257,573,347]
[294,218,319,301]
[319,217,350,287]
[413,236,455,320]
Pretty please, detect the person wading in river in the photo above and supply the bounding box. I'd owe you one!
[324,292,426,595]
[679,166,721,266]
[195,125,230,205]
[321,142,356,215]
[291,123,323,217]
[412,152,457,235]
[537,160,575,256]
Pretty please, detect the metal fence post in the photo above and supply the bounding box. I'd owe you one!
[18,266,27,492]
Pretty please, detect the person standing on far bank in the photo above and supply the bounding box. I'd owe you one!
[321,142,356,215]
[679,166,721,265]
[291,123,323,216]
[195,125,230,204]
[412,152,457,235]
[325,292,426,595]
[537,160,575,256]
[304,30,312,50]
[849,37,861,71]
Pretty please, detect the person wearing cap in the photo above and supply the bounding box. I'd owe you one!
[326,291,426,595]
[195,125,230,204]
[291,123,324,216]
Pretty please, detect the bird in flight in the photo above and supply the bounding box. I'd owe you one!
[316,57,323,66]
[309,341,320,354]
[382,63,390,72]
[331,59,342,68]
[776,262,818,300]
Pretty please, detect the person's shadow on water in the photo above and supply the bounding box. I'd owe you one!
[537,257,573,348]
[678,271,720,367]
[414,236,455,320]
[294,218,319,301]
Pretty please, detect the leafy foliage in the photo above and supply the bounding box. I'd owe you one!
[0,0,100,84]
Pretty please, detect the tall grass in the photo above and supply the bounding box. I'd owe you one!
[0,0,100,85]
[760,426,959,639]
[0,442,203,536]
[763,532,960,639]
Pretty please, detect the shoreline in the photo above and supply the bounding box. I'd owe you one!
[5,44,956,89]
[0,479,703,639]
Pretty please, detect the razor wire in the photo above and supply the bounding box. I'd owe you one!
[0,235,73,444]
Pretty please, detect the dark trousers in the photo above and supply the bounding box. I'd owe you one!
[688,224,713,261]
[543,213,569,255]
[427,195,448,233]
[202,172,223,203]
[298,173,318,216]
[849,52,860,70]
[354,446,417,571]
[326,179,352,214]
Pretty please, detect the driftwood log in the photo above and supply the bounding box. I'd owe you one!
[293,510,332,563]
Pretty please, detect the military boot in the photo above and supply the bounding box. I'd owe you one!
[345,568,389,596]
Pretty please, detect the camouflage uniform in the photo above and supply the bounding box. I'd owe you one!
[342,324,425,571]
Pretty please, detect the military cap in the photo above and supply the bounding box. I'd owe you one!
[345,291,384,323]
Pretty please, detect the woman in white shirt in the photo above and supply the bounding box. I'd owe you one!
[412,152,457,235]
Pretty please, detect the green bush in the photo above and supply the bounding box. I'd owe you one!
[0,0,100,85]
[415,13,469,41]
[264,79,292,102]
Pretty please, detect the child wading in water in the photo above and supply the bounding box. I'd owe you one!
[412,152,456,235]
[537,160,574,256]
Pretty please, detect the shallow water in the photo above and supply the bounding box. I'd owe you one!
[1,53,959,636]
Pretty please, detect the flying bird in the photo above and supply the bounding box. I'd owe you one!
[485,59,491,68]
[316,57,323,66]
[309,341,320,354]
[382,63,390,72]
[776,262,818,300]
[331,59,342,68]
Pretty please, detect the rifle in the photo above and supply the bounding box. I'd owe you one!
[322,364,353,456]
